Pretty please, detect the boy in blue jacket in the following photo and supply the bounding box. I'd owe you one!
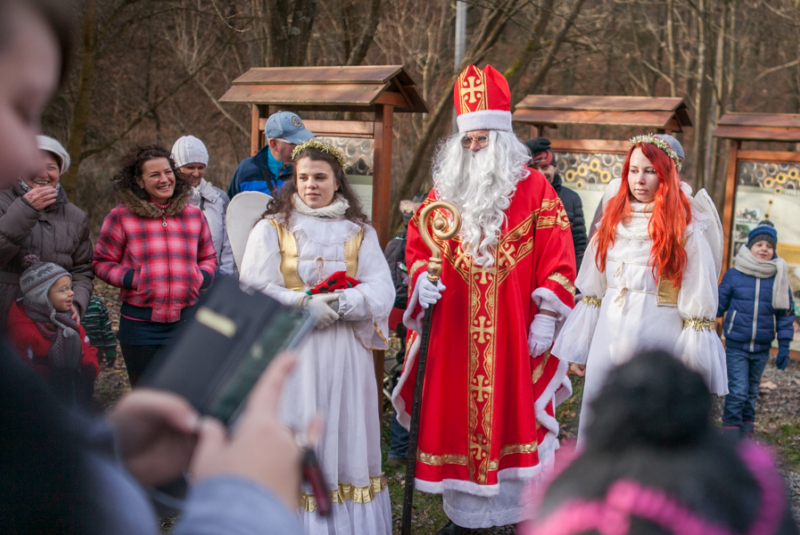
[718,220,796,437]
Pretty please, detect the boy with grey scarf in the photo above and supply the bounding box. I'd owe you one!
[717,220,796,437]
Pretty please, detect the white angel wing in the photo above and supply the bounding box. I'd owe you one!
[693,188,724,277]
[226,191,273,271]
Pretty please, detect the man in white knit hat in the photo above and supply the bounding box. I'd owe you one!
[171,135,236,275]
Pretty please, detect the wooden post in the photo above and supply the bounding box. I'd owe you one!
[250,105,270,156]
[721,139,740,275]
[372,104,394,248]
[372,104,394,421]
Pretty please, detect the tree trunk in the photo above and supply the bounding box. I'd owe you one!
[503,0,555,93]
[346,0,382,65]
[691,0,715,193]
[61,0,98,202]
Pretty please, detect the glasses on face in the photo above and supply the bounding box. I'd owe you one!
[461,135,489,149]
[53,285,73,295]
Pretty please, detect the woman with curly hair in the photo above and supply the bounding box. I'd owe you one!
[93,145,217,385]
[552,135,727,443]
[239,140,394,535]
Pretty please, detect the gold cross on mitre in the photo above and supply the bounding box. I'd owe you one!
[458,66,487,112]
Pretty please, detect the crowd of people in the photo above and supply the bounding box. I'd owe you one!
[0,0,798,534]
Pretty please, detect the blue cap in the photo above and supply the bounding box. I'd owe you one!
[653,134,685,160]
[747,220,777,249]
[265,111,314,145]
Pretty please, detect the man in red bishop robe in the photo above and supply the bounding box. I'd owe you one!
[391,64,577,534]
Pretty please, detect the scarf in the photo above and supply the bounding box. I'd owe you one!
[734,244,791,310]
[22,299,83,369]
[292,193,349,218]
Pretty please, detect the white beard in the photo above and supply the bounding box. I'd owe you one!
[432,130,531,268]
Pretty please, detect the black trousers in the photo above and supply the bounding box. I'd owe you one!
[119,344,162,386]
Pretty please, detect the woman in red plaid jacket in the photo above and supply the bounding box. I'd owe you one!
[93,145,217,385]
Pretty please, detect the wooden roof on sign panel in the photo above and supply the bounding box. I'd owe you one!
[219,65,428,113]
[512,95,692,130]
[713,112,800,141]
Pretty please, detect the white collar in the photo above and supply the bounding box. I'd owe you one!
[292,193,349,218]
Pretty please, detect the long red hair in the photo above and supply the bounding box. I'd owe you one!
[594,142,692,287]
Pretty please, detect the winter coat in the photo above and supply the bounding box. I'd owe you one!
[6,301,99,379]
[93,188,217,324]
[227,145,286,198]
[717,267,796,353]
[189,179,236,275]
[0,182,93,328]
[551,173,587,273]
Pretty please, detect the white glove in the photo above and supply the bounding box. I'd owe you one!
[528,313,557,357]
[305,293,340,329]
[417,273,445,309]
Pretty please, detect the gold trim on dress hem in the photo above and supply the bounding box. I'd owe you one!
[683,318,715,331]
[417,440,539,473]
[301,475,388,512]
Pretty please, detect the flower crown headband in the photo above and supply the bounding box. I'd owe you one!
[630,134,682,172]
[291,139,347,170]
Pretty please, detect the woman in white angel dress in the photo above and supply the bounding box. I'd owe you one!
[552,134,728,444]
[239,140,394,535]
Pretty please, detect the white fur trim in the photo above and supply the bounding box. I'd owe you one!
[391,333,420,430]
[457,110,513,133]
[415,465,544,497]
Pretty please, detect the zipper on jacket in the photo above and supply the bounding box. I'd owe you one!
[727,310,737,335]
[750,279,760,352]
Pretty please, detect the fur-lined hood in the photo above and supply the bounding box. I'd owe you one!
[118,187,190,219]
[399,199,422,215]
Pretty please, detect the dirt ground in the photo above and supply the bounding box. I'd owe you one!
[93,280,800,532]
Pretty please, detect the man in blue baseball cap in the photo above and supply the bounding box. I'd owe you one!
[227,111,315,198]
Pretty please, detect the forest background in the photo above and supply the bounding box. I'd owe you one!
[45,0,799,233]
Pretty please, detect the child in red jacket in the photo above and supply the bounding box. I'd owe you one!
[7,255,99,409]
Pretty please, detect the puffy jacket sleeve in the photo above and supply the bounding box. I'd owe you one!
[777,288,796,347]
[239,219,306,307]
[218,194,237,276]
[93,209,133,289]
[196,215,217,285]
[717,268,734,317]
[79,325,100,378]
[570,193,587,273]
[674,227,728,395]
[551,235,606,364]
[70,214,94,317]
[0,196,40,268]
[336,226,395,350]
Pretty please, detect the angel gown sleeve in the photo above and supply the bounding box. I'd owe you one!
[551,235,607,365]
[673,226,728,395]
[238,218,306,307]
[336,226,395,350]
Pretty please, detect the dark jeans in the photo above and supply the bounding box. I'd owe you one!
[723,346,770,435]
[120,344,163,386]
[389,410,409,460]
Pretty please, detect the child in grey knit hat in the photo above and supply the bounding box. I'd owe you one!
[6,255,99,408]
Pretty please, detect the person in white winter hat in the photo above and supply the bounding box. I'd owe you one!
[171,135,236,275]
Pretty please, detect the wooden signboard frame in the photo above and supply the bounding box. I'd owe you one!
[714,112,800,272]
[220,65,428,249]
[512,95,693,234]
[220,66,428,416]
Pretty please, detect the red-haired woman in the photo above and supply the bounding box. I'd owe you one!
[552,135,727,443]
